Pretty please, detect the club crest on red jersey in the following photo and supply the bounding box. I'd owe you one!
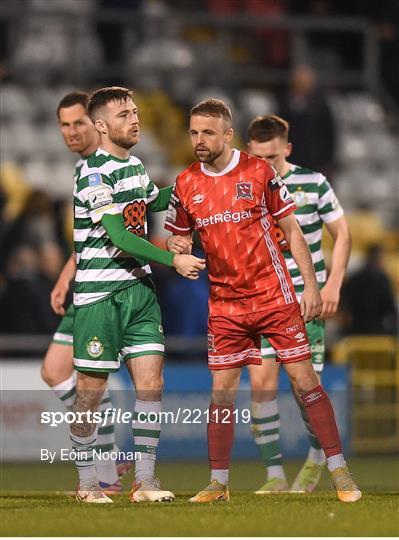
[235,181,253,200]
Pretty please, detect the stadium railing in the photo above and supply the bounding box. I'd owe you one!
[333,335,399,453]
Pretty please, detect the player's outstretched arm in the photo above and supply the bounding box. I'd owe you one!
[278,213,322,322]
[148,186,173,212]
[50,252,77,315]
[101,213,205,279]
[166,234,193,255]
[320,216,351,319]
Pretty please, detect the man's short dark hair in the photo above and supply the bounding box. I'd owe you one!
[87,87,134,121]
[56,91,89,119]
[190,98,232,126]
[248,115,289,143]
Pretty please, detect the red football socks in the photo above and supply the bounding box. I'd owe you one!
[207,403,234,470]
[300,385,343,458]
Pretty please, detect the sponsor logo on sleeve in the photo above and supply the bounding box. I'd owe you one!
[166,205,177,224]
[331,195,340,210]
[269,174,283,191]
[88,187,113,210]
[279,184,292,203]
[88,173,102,186]
[138,173,147,189]
[165,192,181,224]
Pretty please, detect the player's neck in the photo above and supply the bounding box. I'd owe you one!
[203,147,234,174]
[100,139,130,160]
[80,139,99,159]
[280,161,291,178]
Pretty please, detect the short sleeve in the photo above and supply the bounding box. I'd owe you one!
[164,179,193,234]
[265,165,296,219]
[317,177,344,223]
[142,168,160,204]
[76,172,120,223]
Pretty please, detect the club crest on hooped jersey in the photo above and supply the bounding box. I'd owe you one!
[293,188,307,207]
[235,181,253,200]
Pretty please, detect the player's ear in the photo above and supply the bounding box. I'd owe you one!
[285,142,292,158]
[225,127,234,143]
[95,118,107,135]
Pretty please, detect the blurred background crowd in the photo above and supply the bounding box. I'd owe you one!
[0,0,398,348]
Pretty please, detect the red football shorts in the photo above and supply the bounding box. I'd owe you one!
[207,302,311,370]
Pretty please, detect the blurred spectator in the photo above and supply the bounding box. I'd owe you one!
[341,244,398,335]
[0,246,59,333]
[278,64,337,179]
[0,190,64,276]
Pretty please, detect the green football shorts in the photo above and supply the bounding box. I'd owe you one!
[260,319,325,372]
[73,279,165,373]
[53,304,74,346]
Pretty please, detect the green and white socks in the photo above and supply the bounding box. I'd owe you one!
[95,388,119,485]
[53,373,119,486]
[132,399,161,483]
[251,399,286,481]
[251,397,326,480]
[51,372,76,411]
[70,432,97,489]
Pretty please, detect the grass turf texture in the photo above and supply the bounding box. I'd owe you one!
[1,457,398,536]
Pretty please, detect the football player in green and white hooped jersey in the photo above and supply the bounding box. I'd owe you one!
[70,87,205,504]
[246,115,351,494]
[40,91,132,493]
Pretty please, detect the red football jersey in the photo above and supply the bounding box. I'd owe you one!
[165,149,297,316]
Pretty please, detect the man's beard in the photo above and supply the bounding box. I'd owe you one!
[108,129,137,150]
[195,146,223,164]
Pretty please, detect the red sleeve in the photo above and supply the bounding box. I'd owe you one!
[164,178,194,234]
[264,164,296,220]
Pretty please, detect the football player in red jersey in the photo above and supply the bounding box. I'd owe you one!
[165,98,360,504]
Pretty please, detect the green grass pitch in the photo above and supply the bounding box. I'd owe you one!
[1,457,398,536]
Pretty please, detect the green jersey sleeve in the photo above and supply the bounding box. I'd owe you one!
[101,213,175,267]
[317,176,344,223]
[148,186,173,212]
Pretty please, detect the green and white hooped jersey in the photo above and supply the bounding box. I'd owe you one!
[282,164,344,300]
[73,148,159,307]
[74,157,85,182]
